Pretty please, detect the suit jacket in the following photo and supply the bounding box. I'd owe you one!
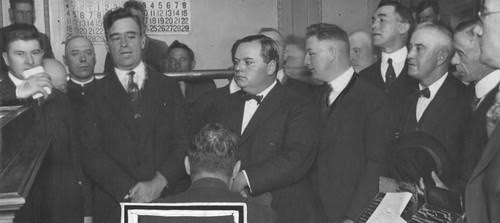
[0,70,18,105]
[79,66,189,223]
[465,124,500,222]
[104,36,168,73]
[359,59,418,122]
[399,75,470,187]
[314,73,394,221]
[460,85,499,188]
[143,178,278,223]
[205,83,325,223]
[13,91,91,223]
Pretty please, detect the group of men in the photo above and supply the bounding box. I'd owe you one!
[1,0,500,223]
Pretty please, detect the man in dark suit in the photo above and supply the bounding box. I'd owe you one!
[205,34,324,223]
[63,35,98,119]
[103,0,168,73]
[143,123,277,223]
[399,23,469,188]
[78,8,189,223]
[304,23,393,223]
[465,0,500,221]
[450,19,500,187]
[1,23,90,223]
[0,0,54,72]
[360,1,417,120]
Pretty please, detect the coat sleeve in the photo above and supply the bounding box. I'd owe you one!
[346,97,394,220]
[244,99,319,195]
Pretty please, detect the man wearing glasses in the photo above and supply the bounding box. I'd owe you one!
[0,0,54,72]
[466,0,500,222]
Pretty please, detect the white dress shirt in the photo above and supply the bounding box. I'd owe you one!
[240,80,278,193]
[416,73,448,121]
[326,67,355,105]
[475,70,500,106]
[380,47,408,82]
[114,62,147,90]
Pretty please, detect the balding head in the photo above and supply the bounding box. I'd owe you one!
[349,31,379,72]
[63,35,95,82]
[408,23,453,86]
[43,58,68,93]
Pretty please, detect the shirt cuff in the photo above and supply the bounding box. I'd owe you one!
[241,170,253,193]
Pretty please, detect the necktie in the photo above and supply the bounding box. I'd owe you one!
[325,83,334,106]
[486,85,500,137]
[471,96,481,110]
[416,88,430,98]
[238,91,263,104]
[127,71,139,102]
[385,58,396,86]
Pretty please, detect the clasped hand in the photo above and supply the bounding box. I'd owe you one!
[129,171,167,203]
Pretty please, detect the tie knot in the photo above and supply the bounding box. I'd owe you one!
[128,71,135,77]
[416,88,431,98]
[387,58,393,65]
[239,91,263,104]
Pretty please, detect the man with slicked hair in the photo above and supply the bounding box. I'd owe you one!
[305,23,393,223]
[205,34,325,223]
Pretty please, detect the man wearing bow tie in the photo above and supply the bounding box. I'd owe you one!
[398,23,470,189]
[78,7,189,223]
[205,34,325,223]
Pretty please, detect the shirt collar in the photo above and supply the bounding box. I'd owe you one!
[229,78,241,94]
[256,80,277,101]
[70,76,95,87]
[8,72,24,87]
[114,62,146,89]
[419,72,448,99]
[328,67,355,92]
[475,70,500,98]
[381,47,408,64]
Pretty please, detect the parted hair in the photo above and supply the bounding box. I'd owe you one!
[378,1,414,25]
[231,34,280,74]
[189,123,239,176]
[1,23,42,53]
[165,40,195,61]
[306,23,350,55]
[102,7,144,40]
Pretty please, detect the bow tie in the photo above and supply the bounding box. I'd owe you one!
[238,91,263,104]
[416,88,431,98]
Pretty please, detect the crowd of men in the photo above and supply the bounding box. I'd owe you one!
[1,0,500,222]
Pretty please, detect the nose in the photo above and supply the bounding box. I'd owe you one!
[234,60,243,72]
[25,54,34,65]
[119,37,128,47]
[407,47,416,60]
[451,52,460,65]
[304,54,311,66]
[472,23,483,37]
[79,55,87,62]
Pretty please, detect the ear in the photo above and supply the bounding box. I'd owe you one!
[436,49,450,66]
[141,35,146,50]
[328,45,337,62]
[63,55,68,66]
[398,22,411,34]
[105,42,110,53]
[2,52,9,67]
[266,60,277,76]
[232,160,241,179]
[184,156,191,176]
[191,59,196,70]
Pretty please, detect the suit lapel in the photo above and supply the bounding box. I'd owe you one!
[469,125,500,181]
[240,83,283,143]
[418,76,455,127]
[101,70,137,131]
[366,60,385,89]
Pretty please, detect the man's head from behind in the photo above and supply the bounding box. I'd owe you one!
[451,19,493,83]
[407,23,453,87]
[416,0,440,24]
[259,28,285,65]
[103,7,145,71]
[185,123,241,185]
[349,30,379,73]
[231,34,279,95]
[9,0,35,25]
[304,23,350,82]
[371,1,413,53]
[163,40,195,72]
[64,36,96,82]
[1,23,44,79]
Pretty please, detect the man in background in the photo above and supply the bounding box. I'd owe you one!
[416,0,441,24]
[146,123,277,223]
[104,0,168,73]
[451,19,500,187]
[348,30,379,73]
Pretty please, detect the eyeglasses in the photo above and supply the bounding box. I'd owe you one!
[478,9,500,22]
